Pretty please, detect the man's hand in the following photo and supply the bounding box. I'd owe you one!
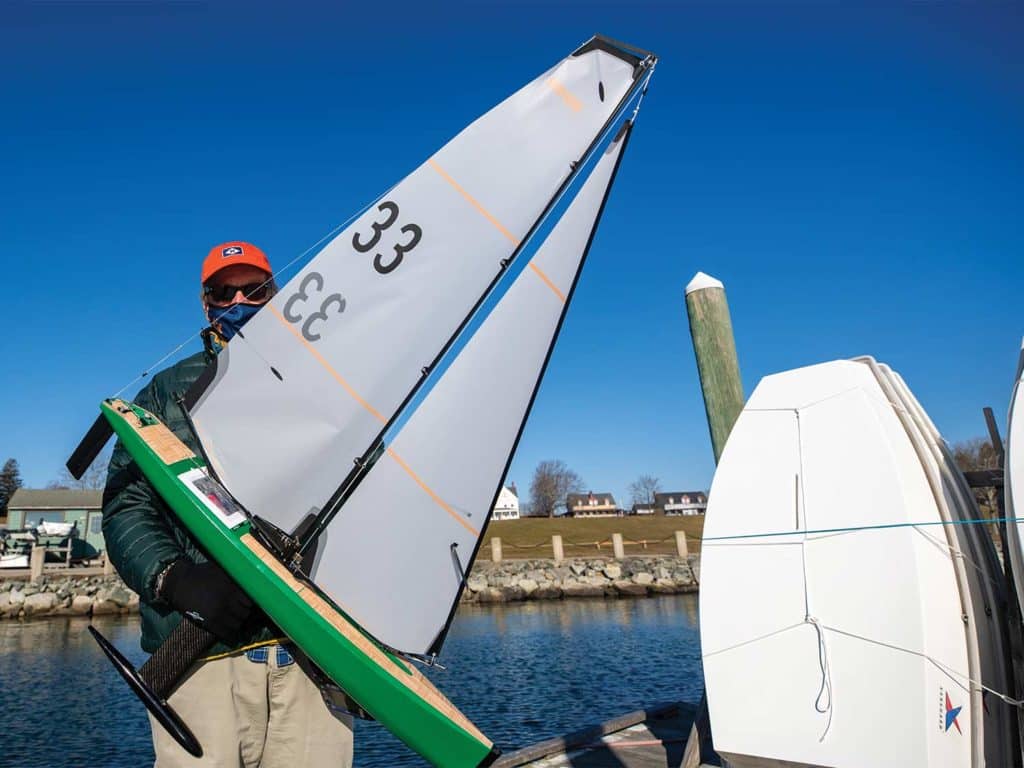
[161,559,254,643]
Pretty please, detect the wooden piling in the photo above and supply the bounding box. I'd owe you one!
[685,272,744,463]
[491,537,503,563]
[683,272,745,768]
[30,545,45,581]
[675,530,689,558]
[551,535,564,563]
[612,533,625,560]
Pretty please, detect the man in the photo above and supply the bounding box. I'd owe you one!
[102,241,355,768]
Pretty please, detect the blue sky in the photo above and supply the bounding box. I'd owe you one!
[2,2,1021,509]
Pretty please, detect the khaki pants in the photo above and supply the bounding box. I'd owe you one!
[150,648,354,768]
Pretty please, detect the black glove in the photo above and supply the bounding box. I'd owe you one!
[161,559,254,643]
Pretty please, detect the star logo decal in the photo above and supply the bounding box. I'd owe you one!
[945,691,962,734]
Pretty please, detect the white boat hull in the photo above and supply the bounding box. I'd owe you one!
[1006,344,1024,626]
[700,359,1011,767]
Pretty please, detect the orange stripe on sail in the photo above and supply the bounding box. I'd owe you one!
[546,77,583,112]
[529,262,566,303]
[267,304,386,423]
[427,158,519,245]
[386,447,480,537]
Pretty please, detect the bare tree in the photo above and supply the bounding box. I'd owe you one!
[951,437,999,516]
[528,459,584,517]
[48,449,111,491]
[628,474,661,506]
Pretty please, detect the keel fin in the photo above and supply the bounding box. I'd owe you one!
[88,618,217,758]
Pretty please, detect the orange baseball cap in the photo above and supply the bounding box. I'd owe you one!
[201,241,273,284]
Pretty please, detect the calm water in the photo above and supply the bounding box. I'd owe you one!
[0,595,702,767]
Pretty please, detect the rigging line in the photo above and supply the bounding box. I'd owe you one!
[702,620,806,658]
[111,181,396,400]
[822,623,1024,709]
[797,413,833,741]
[908,522,1004,592]
[786,510,1001,593]
[743,386,871,416]
[629,67,656,123]
[700,516,1023,543]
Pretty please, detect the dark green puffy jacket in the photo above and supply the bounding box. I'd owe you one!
[102,348,277,654]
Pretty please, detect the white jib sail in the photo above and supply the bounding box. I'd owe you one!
[189,41,645,533]
[310,130,629,655]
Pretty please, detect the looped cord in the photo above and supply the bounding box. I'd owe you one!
[806,615,833,741]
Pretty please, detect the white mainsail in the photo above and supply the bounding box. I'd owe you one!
[311,128,631,655]
[189,39,649,534]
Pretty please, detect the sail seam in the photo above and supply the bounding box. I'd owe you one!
[266,304,386,423]
[426,158,519,245]
[385,447,479,536]
[528,262,566,303]
[545,77,582,112]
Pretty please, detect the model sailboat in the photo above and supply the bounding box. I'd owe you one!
[68,35,657,767]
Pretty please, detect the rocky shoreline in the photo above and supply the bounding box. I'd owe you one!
[0,574,138,619]
[0,555,700,620]
[461,555,700,603]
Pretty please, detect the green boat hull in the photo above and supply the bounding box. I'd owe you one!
[102,399,496,768]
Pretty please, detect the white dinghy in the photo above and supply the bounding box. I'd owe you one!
[700,358,1015,768]
[1005,343,1024,624]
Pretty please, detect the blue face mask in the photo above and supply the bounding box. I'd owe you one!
[208,302,262,341]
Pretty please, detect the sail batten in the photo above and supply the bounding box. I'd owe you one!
[309,124,634,655]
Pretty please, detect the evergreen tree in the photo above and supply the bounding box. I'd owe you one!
[0,458,23,520]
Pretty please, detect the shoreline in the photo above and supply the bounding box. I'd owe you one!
[0,554,700,621]
[462,554,699,603]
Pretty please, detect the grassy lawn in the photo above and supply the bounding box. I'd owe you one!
[480,515,705,560]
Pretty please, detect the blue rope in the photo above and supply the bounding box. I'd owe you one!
[702,516,1021,542]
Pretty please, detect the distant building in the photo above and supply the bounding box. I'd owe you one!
[655,491,707,516]
[6,489,105,552]
[631,502,657,515]
[566,491,619,518]
[492,485,520,521]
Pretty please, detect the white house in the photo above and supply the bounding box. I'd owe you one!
[491,486,520,520]
[566,491,619,518]
[656,491,708,516]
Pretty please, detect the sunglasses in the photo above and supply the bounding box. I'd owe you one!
[203,281,275,306]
